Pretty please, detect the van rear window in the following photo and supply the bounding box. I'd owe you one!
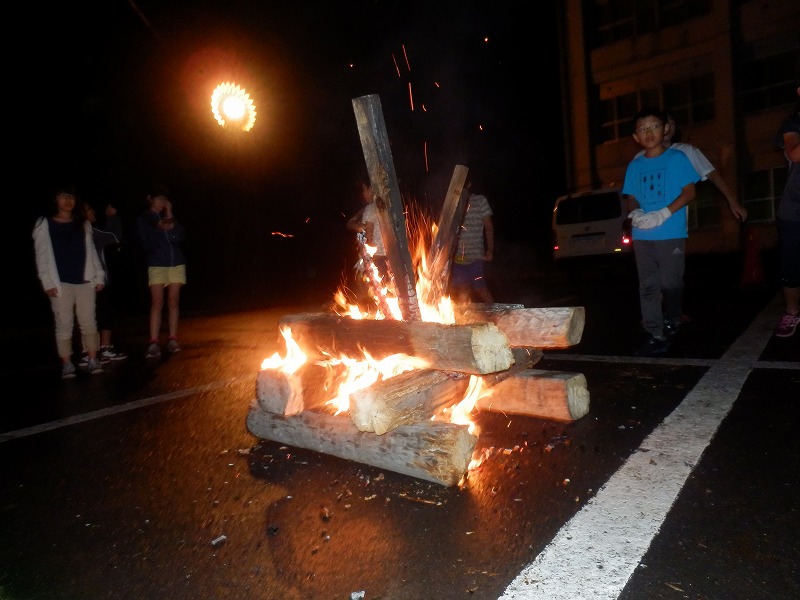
[555,193,622,224]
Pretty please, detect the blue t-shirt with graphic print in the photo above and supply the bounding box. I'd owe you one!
[622,147,700,241]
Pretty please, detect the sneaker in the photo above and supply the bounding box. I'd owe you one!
[634,333,669,357]
[61,362,77,379]
[664,321,680,339]
[99,345,127,361]
[87,358,104,375]
[167,338,182,353]
[774,312,800,338]
[79,351,110,366]
[145,342,161,359]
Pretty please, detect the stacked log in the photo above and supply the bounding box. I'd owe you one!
[247,308,589,486]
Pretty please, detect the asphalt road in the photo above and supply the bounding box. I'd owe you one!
[1,252,798,600]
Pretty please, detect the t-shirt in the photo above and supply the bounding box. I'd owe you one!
[454,194,492,264]
[622,147,700,241]
[361,201,386,255]
[635,142,713,180]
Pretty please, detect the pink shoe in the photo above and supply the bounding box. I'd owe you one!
[774,312,800,338]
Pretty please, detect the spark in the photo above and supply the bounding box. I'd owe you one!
[402,44,411,71]
[408,82,414,111]
[271,231,294,238]
[424,141,428,172]
[391,53,401,78]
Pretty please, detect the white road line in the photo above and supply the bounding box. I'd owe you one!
[0,376,251,443]
[499,291,786,600]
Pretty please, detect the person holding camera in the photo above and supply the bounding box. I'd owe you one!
[136,185,187,358]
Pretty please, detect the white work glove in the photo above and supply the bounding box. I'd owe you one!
[635,206,672,230]
[628,208,645,228]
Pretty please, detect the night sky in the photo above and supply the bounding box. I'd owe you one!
[14,0,565,323]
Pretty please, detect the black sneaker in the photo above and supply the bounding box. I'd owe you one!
[664,321,680,339]
[635,334,669,357]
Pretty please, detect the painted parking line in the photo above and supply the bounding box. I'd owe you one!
[499,291,791,599]
[0,376,251,444]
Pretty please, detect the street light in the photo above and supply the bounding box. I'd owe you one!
[211,81,257,132]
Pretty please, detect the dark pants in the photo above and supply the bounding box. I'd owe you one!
[633,239,686,338]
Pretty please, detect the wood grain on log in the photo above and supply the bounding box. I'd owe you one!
[278,313,513,375]
[454,305,585,348]
[246,404,477,486]
[256,363,345,416]
[352,94,420,321]
[422,165,469,307]
[350,347,542,435]
[476,369,590,421]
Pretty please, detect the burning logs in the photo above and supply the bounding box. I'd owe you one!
[248,309,590,486]
[278,313,514,375]
[349,347,543,434]
[477,369,590,422]
[246,405,477,486]
[454,305,585,348]
[256,363,344,416]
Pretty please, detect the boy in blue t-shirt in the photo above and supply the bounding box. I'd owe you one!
[622,107,701,356]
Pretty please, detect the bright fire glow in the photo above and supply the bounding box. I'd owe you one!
[211,82,257,132]
[260,202,484,465]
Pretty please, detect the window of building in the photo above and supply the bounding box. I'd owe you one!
[738,48,799,114]
[598,75,713,143]
[687,181,722,230]
[592,0,711,47]
[741,167,788,223]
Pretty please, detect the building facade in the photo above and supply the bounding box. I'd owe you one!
[557,0,799,253]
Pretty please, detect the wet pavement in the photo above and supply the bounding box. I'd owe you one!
[0,252,798,600]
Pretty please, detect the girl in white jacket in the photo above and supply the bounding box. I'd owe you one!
[32,185,106,379]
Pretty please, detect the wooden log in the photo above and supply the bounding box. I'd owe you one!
[476,369,590,422]
[422,165,469,307]
[256,363,345,416]
[278,312,514,375]
[350,347,543,434]
[454,305,585,348]
[352,94,421,321]
[246,404,477,487]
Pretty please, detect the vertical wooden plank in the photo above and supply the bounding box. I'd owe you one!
[352,94,421,321]
[423,165,469,306]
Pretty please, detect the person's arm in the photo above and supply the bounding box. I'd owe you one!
[784,131,800,163]
[105,205,124,240]
[482,216,494,261]
[635,183,696,230]
[705,170,747,221]
[347,209,365,233]
[666,182,696,213]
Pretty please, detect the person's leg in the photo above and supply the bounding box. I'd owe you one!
[166,282,181,339]
[75,282,100,359]
[50,285,76,364]
[95,286,113,348]
[775,218,800,337]
[659,238,686,328]
[470,261,494,303]
[634,241,663,338]
[149,284,165,341]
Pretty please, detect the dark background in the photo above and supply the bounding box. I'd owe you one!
[12,0,565,330]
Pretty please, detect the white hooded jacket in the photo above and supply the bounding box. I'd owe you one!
[32,216,105,296]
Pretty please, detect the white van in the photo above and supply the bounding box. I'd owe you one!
[552,188,633,260]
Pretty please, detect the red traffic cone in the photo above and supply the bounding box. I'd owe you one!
[740,227,764,286]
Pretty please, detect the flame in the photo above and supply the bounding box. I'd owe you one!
[261,201,487,469]
[260,327,306,374]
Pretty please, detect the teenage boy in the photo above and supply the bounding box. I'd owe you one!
[623,107,701,356]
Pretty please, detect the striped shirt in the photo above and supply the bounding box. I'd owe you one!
[454,194,492,264]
